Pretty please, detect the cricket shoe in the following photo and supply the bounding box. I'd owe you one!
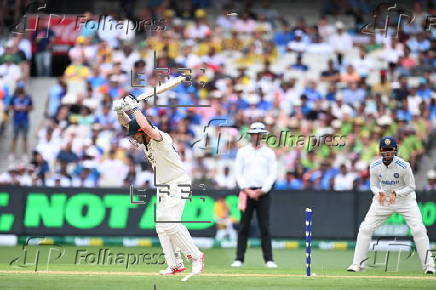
[231,260,243,267]
[347,264,363,272]
[159,264,186,275]
[189,252,205,274]
[425,265,435,274]
[265,261,278,268]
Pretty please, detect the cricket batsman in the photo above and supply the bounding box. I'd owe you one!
[348,136,435,274]
[112,90,204,276]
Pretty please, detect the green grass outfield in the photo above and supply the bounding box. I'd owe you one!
[0,246,434,289]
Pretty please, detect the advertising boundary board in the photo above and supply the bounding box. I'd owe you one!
[0,186,434,239]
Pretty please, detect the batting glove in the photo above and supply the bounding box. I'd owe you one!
[123,94,140,112]
[112,99,124,113]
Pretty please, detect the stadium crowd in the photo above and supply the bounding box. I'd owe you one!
[0,1,435,191]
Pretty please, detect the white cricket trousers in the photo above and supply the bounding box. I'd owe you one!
[352,196,434,269]
[155,174,201,268]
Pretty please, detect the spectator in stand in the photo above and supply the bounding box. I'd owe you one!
[328,21,352,65]
[372,70,392,99]
[273,21,294,48]
[1,38,28,81]
[393,76,410,102]
[407,32,431,54]
[135,162,154,188]
[72,161,98,187]
[0,54,22,93]
[46,171,72,187]
[320,59,339,82]
[0,167,20,185]
[31,151,49,185]
[9,87,32,157]
[340,65,360,84]
[309,161,338,190]
[341,82,366,107]
[332,164,357,191]
[214,196,237,242]
[290,54,309,71]
[45,78,66,119]
[68,36,96,65]
[234,12,257,33]
[425,169,436,191]
[95,105,119,131]
[32,19,55,76]
[56,141,80,164]
[397,47,416,76]
[357,168,371,191]
[351,47,375,80]
[275,171,304,190]
[216,166,236,189]
[98,148,129,187]
[302,80,322,102]
[287,30,307,57]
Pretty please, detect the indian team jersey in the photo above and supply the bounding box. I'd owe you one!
[369,156,416,200]
[141,130,189,184]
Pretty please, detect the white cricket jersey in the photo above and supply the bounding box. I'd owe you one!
[235,144,277,192]
[369,156,416,200]
[141,130,189,184]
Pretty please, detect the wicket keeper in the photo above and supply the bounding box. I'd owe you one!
[348,136,435,274]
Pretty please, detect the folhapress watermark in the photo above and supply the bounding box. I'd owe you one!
[11,0,166,36]
[74,15,166,35]
[263,131,346,152]
[75,248,166,269]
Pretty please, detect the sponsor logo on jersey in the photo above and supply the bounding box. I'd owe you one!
[381,180,400,185]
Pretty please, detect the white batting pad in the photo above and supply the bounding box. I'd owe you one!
[157,232,177,268]
[169,225,201,259]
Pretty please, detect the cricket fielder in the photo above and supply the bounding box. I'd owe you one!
[112,94,204,276]
[348,136,435,274]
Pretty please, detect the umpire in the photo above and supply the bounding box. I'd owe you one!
[231,122,278,268]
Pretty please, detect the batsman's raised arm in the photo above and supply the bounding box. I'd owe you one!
[112,99,131,129]
[123,95,162,141]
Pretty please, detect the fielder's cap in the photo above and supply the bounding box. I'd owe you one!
[379,136,397,149]
[247,122,268,134]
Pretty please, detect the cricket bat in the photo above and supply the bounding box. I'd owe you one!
[135,76,186,101]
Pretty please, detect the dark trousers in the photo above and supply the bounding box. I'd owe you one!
[236,192,273,262]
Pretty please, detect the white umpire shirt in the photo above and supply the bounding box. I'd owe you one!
[369,156,416,200]
[235,144,277,193]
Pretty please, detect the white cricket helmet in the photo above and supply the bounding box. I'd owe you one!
[247,122,268,134]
